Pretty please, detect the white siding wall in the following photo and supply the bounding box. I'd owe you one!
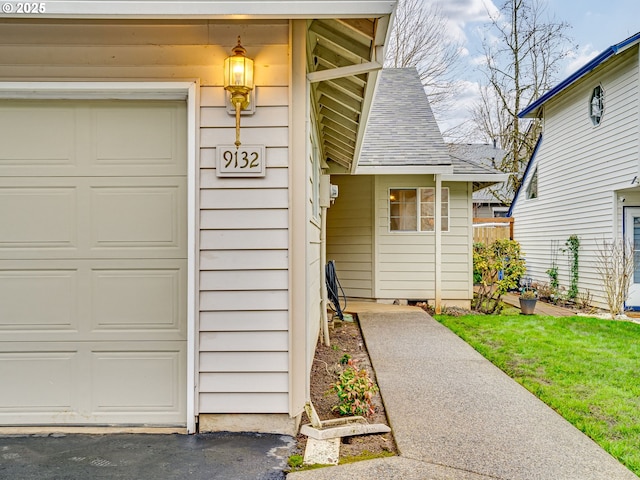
[198,27,291,414]
[0,20,293,414]
[511,47,640,308]
[374,176,472,304]
[326,175,375,298]
[326,175,473,306]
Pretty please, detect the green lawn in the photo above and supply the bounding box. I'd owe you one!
[436,313,640,476]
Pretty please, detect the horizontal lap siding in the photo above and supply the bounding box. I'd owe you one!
[375,176,472,301]
[326,176,374,298]
[511,47,640,309]
[198,24,290,413]
[0,19,292,414]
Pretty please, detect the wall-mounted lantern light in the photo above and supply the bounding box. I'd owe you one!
[224,36,254,147]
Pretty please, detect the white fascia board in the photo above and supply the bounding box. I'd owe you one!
[4,1,397,18]
[355,165,454,175]
[441,173,509,182]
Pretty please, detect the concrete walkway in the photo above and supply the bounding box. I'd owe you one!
[288,308,638,480]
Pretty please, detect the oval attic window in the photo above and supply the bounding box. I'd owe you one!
[590,85,604,126]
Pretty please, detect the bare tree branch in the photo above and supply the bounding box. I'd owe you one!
[472,0,577,204]
[385,0,462,107]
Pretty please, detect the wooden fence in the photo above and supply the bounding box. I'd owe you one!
[473,217,514,244]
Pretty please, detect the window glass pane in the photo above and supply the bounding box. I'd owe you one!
[590,85,604,126]
[392,215,417,231]
[390,189,417,231]
[526,168,538,199]
[391,187,449,232]
[416,187,449,232]
[420,188,434,202]
[421,217,434,231]
[421,202,435,216]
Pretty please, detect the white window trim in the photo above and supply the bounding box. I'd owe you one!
[388,187,449,233]
[0,81,200,434]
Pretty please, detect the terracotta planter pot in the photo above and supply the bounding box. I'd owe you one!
[519,297,537,315]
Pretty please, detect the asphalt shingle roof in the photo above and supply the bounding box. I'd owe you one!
[448,143,509,201]
[358,68,451,167]
[358,68,505,178]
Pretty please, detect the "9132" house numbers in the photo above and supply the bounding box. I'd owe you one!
[216,145,265,177]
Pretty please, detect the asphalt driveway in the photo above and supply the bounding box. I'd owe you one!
[0,432,295,480]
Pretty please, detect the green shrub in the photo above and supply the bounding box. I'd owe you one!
[330,359,378,417]
[472,239,526,313]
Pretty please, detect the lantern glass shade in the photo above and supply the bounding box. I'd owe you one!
[224,54,254,92]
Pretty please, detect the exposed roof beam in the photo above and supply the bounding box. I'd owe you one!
[327,151,351,169]
[313,43,364,71]
[309,20,371,60]
[324,131,357,152]
[307,61,382,83]
[317,83,362,112]
[337,18,376,39]
[321,116,358,136]
[325,138,355,159]
[318,95,360,122]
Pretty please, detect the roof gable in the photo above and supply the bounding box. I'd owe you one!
[357,68,451,170]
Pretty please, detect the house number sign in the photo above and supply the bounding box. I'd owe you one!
[216,145,265,177]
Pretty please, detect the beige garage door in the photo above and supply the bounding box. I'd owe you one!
[0,100,187,426]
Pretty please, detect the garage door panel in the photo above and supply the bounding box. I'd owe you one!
[0,101,186,177]
[0,259,186,342]
[90,184,184,252]
[0,269,78,332]
[91,267,185,334]
[0,186,78,250]
[91,349,183,413]
[0,177,186,260]
[0,103,76,175]
[0,350,78,411]
[0,343,185,424]
[93,104,186,175]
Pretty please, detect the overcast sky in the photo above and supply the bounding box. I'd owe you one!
[423,0,640,138]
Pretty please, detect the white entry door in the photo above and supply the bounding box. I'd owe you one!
[0,99,188,426]
[624,207,640,309]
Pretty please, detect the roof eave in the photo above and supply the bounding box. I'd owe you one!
[1,1,398,18]
[518,32,640,119]
[355,165,454,175]
[441,173,509,183]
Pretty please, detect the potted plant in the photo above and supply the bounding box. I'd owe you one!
[519,288,537,315]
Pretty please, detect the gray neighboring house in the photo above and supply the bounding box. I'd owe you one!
[448,143,509,218]
[326,68,507,309]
